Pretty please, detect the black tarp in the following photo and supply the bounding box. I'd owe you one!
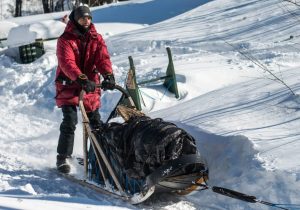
[98,116,198,179]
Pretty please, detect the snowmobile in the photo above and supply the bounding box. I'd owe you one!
[73,84,209,204]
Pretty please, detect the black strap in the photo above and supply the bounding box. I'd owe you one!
[211,186,289,210]
[56,75,73,85]
[212,186,256,203]
[146,154,206,188]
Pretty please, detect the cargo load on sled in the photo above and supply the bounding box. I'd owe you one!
[77,85,209,203]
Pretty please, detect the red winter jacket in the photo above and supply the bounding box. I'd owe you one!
[55,20,113,112]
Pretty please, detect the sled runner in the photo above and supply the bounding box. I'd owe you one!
[76,84,209,204]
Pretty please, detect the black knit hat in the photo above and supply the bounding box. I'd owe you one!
[74,5,92,22]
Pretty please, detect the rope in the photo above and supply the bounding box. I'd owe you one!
[157,174,293,210]
[137,87,147,107]
[138,88,157,100]
[136,78,175,103]
[159,79,174,100]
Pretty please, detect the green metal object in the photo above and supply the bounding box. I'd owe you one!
[136,47,179,98]
[19,39,45,64]
[123,47,179,110]
[163,47,179,98]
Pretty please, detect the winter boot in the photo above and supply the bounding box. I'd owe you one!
[56,154,71,174]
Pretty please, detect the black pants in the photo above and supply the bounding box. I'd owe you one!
[57,105,102,156]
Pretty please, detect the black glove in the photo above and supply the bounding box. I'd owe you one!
[76,74,96,93]
[102,74,115,90]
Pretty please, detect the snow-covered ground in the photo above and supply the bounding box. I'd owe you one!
[1,0,300,209]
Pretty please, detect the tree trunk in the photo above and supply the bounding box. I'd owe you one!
[81,0,89,5]
[42,0,51,13]
[15,0,22,17]
[50,0,54,11]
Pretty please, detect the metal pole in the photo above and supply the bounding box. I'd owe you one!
[137,75,170,85]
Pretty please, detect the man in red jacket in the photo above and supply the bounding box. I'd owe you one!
[55,5,115,173]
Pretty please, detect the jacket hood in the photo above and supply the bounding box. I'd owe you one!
[65,10,97,38]
[64,20,98,39]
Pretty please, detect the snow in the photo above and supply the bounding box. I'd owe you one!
[7,25,37,47]
[1,0,300,209]
[6,20,67,47]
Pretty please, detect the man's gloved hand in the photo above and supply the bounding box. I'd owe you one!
[102,74,115,90]
[76,74,96,93]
